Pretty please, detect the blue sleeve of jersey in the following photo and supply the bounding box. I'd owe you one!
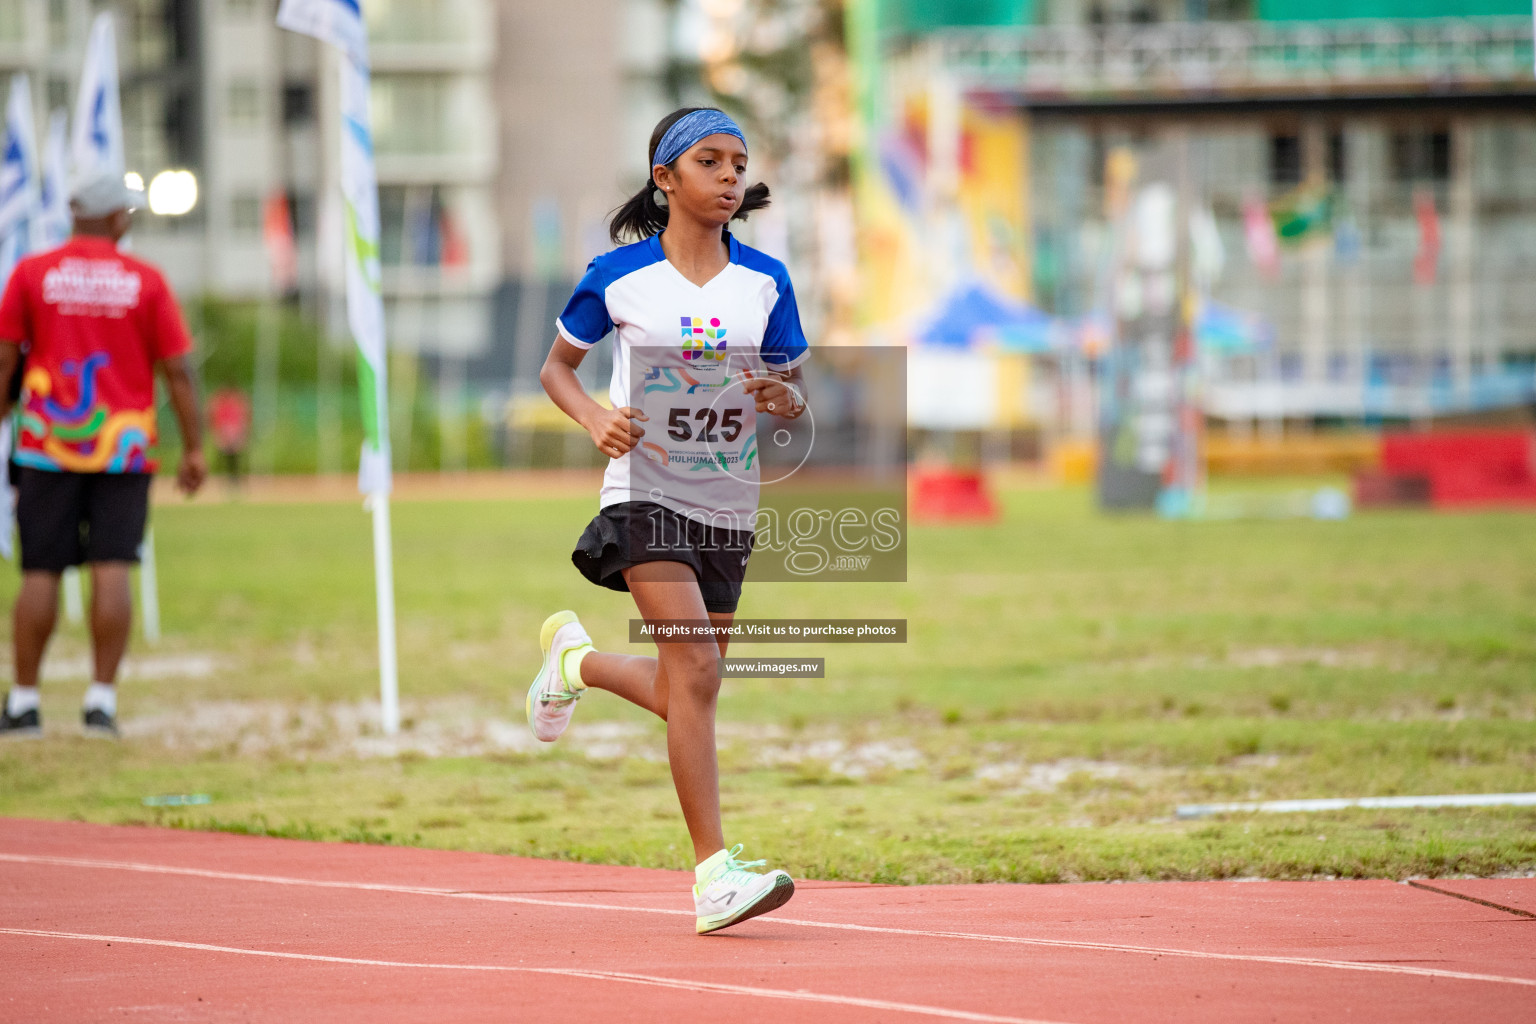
[555,259,613,349]
[761,279,809,368]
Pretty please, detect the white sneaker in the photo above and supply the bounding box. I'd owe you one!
[524,611,593,742]
[693,844,796,934]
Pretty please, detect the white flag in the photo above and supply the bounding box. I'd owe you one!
[37,111,70,249]
[277,0,400,735]
[0,74,38,562]
[71,13,125,181]
[277,0,370,69]
[277,0,390,496]
[0,74,40,250]
[338,57,390,494]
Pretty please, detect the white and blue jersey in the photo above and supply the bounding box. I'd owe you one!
[556,233,809,526]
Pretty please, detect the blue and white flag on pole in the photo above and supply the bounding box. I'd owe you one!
[0,74,42,562]
[276,0,390,496]
[37,111,71,249]
[337,57,389,494]
[278,0,401,737]
[277,0,370,69]
[71,13,125,181]
[1,74,41,256]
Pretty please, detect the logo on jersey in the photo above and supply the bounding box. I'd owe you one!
[680,316,727,360]
[42,258,142,318]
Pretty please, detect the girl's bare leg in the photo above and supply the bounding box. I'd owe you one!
[579,560,729,862]
[580,588,733,724]
[579,650,670,719]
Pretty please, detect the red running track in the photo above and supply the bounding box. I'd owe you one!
[2,818,1531,1023]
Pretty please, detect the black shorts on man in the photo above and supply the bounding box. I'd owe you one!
[572,501,754,614]
[16,468,152,572]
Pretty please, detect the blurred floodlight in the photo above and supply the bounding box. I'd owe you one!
[701,29,736,63]
[148,170,198,216]
[124,171,144,192]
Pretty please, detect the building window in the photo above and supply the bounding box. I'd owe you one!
[1327,131,1346,184]
[1269,134,1301,187]
[227,81,261,125]
[0,3,24,43]
[369,76,485,158]
[1088,3,1158,24]
[1269,131,1345,187]
[231,195,262,235]
[1204,0,1255,19]
[1390,129,1451,183]
[132,3,168,66]
[282,83,314,126]
[164,92,199,166]
[47,0,70,49]
[46,77,69,114]
[290,192,316,235]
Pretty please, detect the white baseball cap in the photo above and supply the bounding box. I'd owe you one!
[69,167,145,218]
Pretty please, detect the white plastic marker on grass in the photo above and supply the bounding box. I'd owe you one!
[139,529,160,643]
[1176,792,1536,820]
[62,568,84,623]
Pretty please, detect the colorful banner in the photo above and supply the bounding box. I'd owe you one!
[1242,196,1279,280]
[70,14,125,180]
[1413,188,1441,285]
[262,191,298,290]
[276,0,390,496]
[855,97,1032,345]
[1271,187,1334,243]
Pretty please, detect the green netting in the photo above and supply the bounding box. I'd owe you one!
[1259,0,1528,19]
[880,0,1036,35]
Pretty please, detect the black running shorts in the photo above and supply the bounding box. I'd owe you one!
[572,501,754,614]
[16,468,152,572]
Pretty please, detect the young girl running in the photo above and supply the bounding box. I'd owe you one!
[531,107,809,934]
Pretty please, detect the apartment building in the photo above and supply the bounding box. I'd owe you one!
[0,0,678,373]
[867,0,1536,418]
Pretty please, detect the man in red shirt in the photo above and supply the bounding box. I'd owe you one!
[208,387,252,488]
[0,168,205,737]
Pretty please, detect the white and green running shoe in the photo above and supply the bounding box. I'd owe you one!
[693,844,796,934]
[525,611,593,743]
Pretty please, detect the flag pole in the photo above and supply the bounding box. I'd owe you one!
[369,489,399,734]
[277,0,401,735]
[369,332,398,736]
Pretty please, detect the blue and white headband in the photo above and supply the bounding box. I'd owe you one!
[652,110,747,173]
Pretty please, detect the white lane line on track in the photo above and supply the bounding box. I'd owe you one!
[4,852,1533,989]
[0,927,1064,1024]
[0,851,693,914]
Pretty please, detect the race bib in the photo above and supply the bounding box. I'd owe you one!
[628,340,767,528]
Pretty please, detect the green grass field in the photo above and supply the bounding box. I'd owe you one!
[2,481,1533,883]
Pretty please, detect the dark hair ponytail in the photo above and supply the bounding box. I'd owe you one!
[608,107,772,245]
[735,182,771,225]
[607,180,670,245]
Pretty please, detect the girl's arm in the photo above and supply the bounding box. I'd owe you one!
[539,336,649,459]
